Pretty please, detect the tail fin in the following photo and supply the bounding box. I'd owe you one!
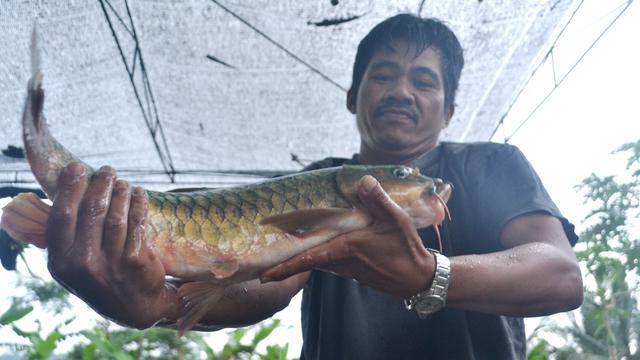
[0,193,51,249]
[23,24,93,200]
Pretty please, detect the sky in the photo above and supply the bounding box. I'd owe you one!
[1,0,639,357]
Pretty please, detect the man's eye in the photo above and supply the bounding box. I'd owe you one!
[372,74,392,82]
[415,80,434,89]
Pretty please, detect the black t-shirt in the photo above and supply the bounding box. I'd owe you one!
[299,142,578,360]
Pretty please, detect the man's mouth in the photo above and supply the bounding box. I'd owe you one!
[376,107,416,122]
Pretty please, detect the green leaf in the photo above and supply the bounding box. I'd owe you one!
[527,339,549,360]
[252,319,281,347]
[263,343,289,360]
[82,343,97,360]
[11,324,38,340]
[35,330,62,358]
[231,328,246,343]
[0,302,33,325]
[112,351,135,360]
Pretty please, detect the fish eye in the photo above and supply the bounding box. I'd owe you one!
[393,167,412,179]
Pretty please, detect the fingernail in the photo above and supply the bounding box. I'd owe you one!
[99,165,115,174]
[66,162,85,177]
[359,175,378,193]
[113,179,130,195]
[115,179,129,189]
[260,276,273,284]
[133,186,145,196]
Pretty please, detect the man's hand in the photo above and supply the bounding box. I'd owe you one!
[261,175,436,298]
[47,162,179,329]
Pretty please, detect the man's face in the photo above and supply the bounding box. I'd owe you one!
[349,41,453,163]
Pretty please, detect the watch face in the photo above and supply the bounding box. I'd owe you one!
[416,296,444,315]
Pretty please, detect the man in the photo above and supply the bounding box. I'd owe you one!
[46,14,582,359]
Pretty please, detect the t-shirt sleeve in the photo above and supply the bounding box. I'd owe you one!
[467,144,578,250]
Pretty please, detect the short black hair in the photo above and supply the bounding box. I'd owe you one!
[350,14,464,109]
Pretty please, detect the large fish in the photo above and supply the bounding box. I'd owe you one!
[0,30,453,334]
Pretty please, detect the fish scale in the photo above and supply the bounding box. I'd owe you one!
[145,168,352,256]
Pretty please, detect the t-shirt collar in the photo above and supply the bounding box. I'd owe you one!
[348,143,443,176]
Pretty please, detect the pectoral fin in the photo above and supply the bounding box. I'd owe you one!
[260,208,371,238]
[177,281,225,337]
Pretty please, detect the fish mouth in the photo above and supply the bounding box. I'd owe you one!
[434,178,452,203]
[421,178,452,221]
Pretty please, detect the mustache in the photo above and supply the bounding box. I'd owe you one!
[374,100,417,121]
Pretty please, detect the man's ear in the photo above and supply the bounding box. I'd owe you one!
[442,104,455,129]
[346,89,356,114]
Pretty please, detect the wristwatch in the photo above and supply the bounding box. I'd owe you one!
[404,249,450,318]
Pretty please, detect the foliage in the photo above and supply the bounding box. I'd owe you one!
[527,140,640,360]
[0,300,33,326]
[65,321,206,360]
[63,319,289,360]
[16,277,71,315]
[1,244,292,359]
[1,282,292,359]
[209,319,290,360]
[1,301,75,360]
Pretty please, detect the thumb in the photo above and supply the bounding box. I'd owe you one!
[357,175,404,221]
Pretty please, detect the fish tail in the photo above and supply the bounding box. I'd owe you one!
[23,24,93,199]
[176,281,225,337]
[0,193,51,249]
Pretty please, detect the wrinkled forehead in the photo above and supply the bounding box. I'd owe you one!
[367,40,445,75]
[375,35,439,55]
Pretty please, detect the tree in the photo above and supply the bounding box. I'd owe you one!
[528,141,640,360]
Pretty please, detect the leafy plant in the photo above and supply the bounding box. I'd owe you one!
[527,140,640,360]
[209,319,290,360]
[1,301,76,360]
[64,319,290,360]
[1,235,292,359]
[67,321,209,360]
[0,300,33,326]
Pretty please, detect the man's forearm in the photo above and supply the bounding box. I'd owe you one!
[446,242,582,316]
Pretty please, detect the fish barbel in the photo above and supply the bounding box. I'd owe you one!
[0,29,453,334]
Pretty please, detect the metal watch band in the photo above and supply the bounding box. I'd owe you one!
[428,251,450,299]
[404,249,451,318]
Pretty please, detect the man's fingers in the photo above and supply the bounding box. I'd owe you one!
[74,166,116,258]
[357,175,407,223]
[48,162,86,258]
[102,179,131,258]
[260,240,351,282]
[358,174,419,246]
[123,186,148,267]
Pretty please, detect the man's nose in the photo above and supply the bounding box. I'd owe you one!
[386,77,415,104]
